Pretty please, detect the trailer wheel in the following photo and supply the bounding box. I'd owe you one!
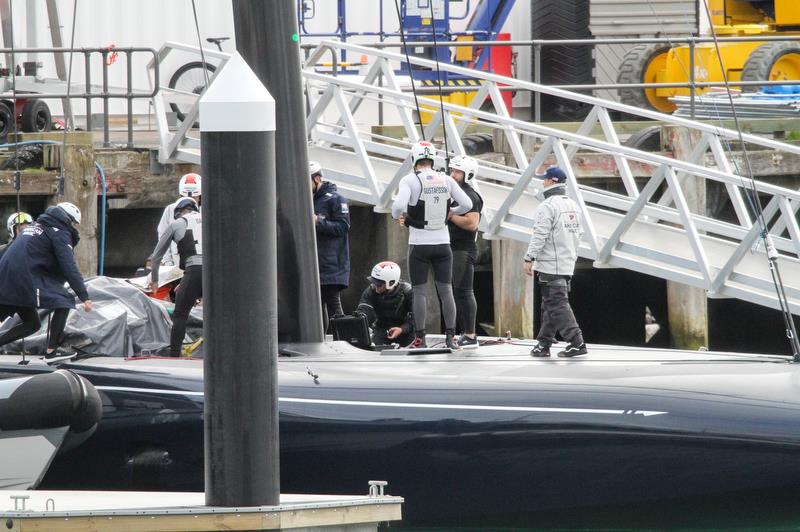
[740,42,800,92]
[617,44,675,113]
[0,101,12,142]
[624,125,662,152]
[21,100,52,133]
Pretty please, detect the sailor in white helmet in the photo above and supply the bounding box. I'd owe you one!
[156,173,202,267]
[356,261,415,347]
[149,197,203,357]
[0,202,92,364]
[0,211,33,259]
[391,141,473,350]
[447,155,484,348]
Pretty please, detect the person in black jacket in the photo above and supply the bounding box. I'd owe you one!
[356,261,414,346]
[0,203,92,363]
[311,161,350,329]
[447,155,484,348]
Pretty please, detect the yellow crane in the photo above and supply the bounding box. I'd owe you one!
[617,0,800,112]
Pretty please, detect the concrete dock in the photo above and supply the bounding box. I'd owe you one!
[0,490,402,531]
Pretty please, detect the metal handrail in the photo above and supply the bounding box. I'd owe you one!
[300,40,800,315]
[0,46,158,148]
[154,38,800,313]
[302,34,800,120]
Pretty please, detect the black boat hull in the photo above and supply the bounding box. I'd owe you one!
[3,342,800,526]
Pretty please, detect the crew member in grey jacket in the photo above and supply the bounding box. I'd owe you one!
[523,166,587,358]
[149,197,202,357]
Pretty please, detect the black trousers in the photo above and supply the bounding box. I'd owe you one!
[0,305,69,351]
[536,272,583,347]
[452,247,478,334]
[321,284,345,331]
[171,265,203,357]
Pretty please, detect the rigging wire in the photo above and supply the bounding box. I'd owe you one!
[643,2,757,204]
[59,0,79,191]
[8,0,20,213]
[393,0,425,141]
[698,1,800,359]
[642,1,799,359]
[190,0,210,89]
[427,0,450,167]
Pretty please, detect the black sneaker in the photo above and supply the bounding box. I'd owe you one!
[407,336,427,349]
[557,343,588,358]
[530,343,551,357]
[44,348,77,365]
[445,329,460,350]
[458,335,479,349]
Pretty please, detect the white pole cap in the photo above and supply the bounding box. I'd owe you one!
[200,52,276,132]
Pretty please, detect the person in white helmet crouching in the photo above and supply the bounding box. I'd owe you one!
[356,261,415,347]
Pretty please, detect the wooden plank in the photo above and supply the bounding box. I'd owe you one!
[9,503,402,531]
[0,171,59,196]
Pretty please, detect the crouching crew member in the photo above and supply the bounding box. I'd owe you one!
[0,203,92,364]
[357,261,414,346]
[149,197,202,357]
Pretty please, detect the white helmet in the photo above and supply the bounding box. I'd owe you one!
[411,141,436,166]
[179,173,202,197]
[309,161,322,178]
[57,202,81,224]
[6,211,32,238]
[368,261,401,290]
[450,155,479,184]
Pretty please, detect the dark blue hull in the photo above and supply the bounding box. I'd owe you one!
[3,341,800,526]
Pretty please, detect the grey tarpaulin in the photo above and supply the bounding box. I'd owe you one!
[0,277,172,356]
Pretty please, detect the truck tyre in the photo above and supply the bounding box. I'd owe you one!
[0,101,12,142]
[531,0,594,121]
[617,44,674,113]
[20,99,52,133]
[740,42,800,93]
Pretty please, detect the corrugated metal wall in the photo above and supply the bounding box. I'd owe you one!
[590,0,698,102]
[590,0,698,37]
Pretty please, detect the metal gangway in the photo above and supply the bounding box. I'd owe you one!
[151,40,800,315]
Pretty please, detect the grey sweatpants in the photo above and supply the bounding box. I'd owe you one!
[536,272,583,347]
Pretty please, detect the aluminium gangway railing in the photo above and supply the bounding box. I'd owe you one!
[153,39,800,316]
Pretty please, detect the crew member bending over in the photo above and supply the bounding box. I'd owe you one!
[149,197,202,357]
[357,261,415,347]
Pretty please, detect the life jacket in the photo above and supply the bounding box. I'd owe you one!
[407,169,450,231]
[177,211,202,269]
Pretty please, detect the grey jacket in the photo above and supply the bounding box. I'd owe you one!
[524,186,583,275]
[149,216,203,284]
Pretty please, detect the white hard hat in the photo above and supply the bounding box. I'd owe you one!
[309,161,322,178]
[368,261,401,290]
[173,197,199,219]
[179,173,202,197]
[411,141,436,166]
[57,202,81,224]
[6,211,32,237]
[450,155,479,185]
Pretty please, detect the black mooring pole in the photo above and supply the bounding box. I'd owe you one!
[200,53,279,507]
[232,0,324,343]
